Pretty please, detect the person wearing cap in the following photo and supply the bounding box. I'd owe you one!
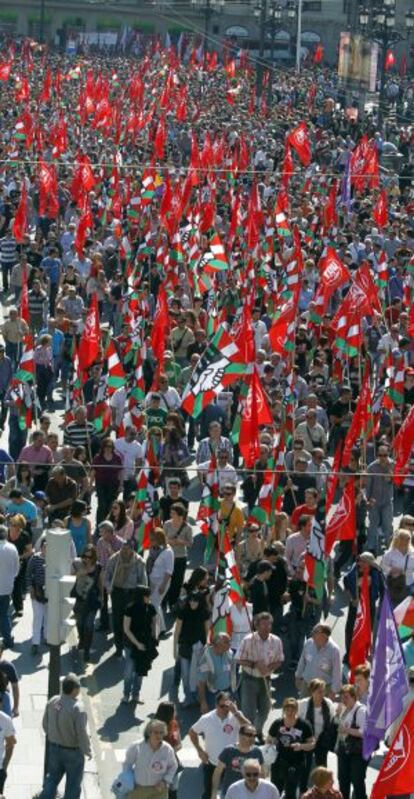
[39,672,91,799]
[236,613,284,743]
[249,561,274,616]
[295,625,342,699]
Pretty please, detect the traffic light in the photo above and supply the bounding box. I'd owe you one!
[45,529,76,646]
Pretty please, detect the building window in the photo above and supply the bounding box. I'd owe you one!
[303,1,322,11]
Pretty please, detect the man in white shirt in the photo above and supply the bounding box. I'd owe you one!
[198,448,238,491]
[145,376,181,412]
[110,384,128,429]
[114,426,143,500]
[0,526,19,649]
[236,613,284,743]
[295,624,342,698]
[225,760,280,799]
[251,308,267,352]
[189,692,250,799]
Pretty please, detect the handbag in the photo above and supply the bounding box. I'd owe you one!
[111,766,135,798]
[343,707,363,756]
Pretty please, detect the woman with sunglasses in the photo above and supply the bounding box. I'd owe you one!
[72,545,102,663]
[211,724,264,799]
[91,437,123,525]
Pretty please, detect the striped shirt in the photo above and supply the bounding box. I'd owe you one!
[26,552,46,588]
[28,289,47,317]
[64,421,95,449]
[0,237,17,267]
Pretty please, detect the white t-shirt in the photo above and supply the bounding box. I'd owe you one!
[148,548,174,585]
[110,387,127,427]
[0,711,15,767]
[114,438,143,479]
[226,779,280,799]
[191,710,241,765]
[298,697,335,739]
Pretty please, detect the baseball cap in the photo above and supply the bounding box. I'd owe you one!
[34,491,47,500]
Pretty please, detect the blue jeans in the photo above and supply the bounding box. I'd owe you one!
[0,595,13,648]
[180,657,197,704]
[41,742,85,799]
[123,648,143,698]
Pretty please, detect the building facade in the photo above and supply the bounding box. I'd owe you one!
[0,0,411,64]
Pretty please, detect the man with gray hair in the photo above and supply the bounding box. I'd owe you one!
[225,759,280,799]
[0,526,19,649]
[197,633,236,714]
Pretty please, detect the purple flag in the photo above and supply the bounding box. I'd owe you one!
[363,590,409,760]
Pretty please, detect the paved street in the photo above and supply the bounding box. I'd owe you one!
[0,293,388,797]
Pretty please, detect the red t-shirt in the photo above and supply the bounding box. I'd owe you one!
[291,503,317,529]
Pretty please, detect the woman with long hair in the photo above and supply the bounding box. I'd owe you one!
[107,499,134,542]
[72,544,102,662]
[91,437,123,524]
[65,500,92,556]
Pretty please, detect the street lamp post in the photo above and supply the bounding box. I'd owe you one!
[191,0,225,53]
[358,1,414,129]
[286,1,302,74]
[267,3,283,105]
[39,0,46,43]
[254,0,267,99]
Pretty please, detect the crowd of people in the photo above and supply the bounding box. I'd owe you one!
[0,31,412,799]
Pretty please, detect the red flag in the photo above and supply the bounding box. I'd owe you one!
[342,363,373,467]
[239,368,273,468]
[325,479,356,557]
[39,67,52,102]
[154,117,166,160]
[281,144,294,189]
[393,405,414,485]
[354,261,382,314]
[399,53,408,77]
[151,285,169,365]
[371,701,414,799]
[313,44,324,63]
[385,49,395,71]
[317,247,350,313]
[372,189,388,228]
[287,122,312,166]
[0,61,12,81]
[78,294,100,372]
[12,183,27,243]
[322,180,338,229]
[15,76,29,102]
[348,569,371,676]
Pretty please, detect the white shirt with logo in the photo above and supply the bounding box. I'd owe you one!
[191,710,240,765]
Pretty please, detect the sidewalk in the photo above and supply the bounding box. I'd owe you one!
[5,598,101,799]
